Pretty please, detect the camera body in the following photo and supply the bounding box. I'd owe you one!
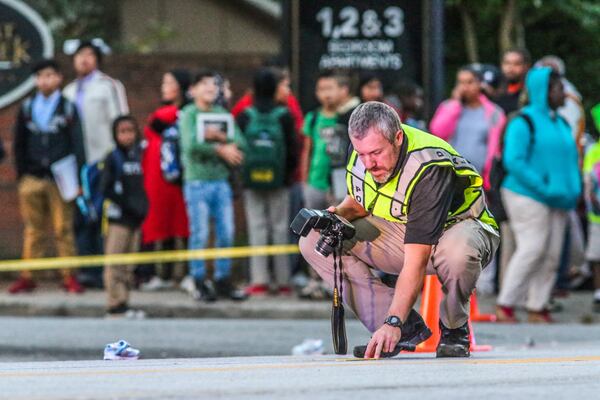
[291,208,356,257]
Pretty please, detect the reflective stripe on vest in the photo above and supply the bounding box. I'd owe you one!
[346,124,498,230]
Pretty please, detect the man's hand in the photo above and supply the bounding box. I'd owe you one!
[364,324,401,359]
[326,195,368,222]
[216,143,243,166]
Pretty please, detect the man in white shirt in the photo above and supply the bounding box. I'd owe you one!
[63,41,129,287]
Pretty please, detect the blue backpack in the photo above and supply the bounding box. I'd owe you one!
[160,124,183,184]
[76,150,124,224]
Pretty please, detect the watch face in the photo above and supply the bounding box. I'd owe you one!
[387,316,401,326]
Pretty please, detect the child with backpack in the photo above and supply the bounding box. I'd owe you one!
[237,68,299,296]
[101,115,148,317]
[11,59,86,294]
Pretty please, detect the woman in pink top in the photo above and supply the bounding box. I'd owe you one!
[430,66,506,191]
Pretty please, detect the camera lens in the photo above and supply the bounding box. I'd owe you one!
[315,235,337,257]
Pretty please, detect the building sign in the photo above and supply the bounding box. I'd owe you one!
[292,0,422,110]
[0,0,53,109]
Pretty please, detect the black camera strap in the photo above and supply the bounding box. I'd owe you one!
[331,239,348,355]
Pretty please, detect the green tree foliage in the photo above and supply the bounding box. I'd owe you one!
[23,0,119,47]
[445,0,600,111]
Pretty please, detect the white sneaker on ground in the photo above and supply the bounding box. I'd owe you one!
[103,340,140,360]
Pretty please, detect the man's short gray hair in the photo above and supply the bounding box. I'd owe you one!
[348,101,402,143]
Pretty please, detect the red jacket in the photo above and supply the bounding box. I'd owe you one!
[141,104,189,243]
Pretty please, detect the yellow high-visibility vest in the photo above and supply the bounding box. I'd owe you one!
[346,124,498,231]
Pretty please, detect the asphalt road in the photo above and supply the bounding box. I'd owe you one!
[2,348,600,399]
[1,316,600,361]
[1,317,600,399]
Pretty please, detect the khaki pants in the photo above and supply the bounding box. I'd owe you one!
[18,175,76,279]
[244,188,290,286]
[299,216,499,331]
[498,221,516,292]
[497,189,567,311]
[104,224,140,309]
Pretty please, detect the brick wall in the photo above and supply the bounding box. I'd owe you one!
[0,53,270,259]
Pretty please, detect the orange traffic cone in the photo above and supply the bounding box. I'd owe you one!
[469,318,492,352]
[415,275,442,353]
[415,275,492,353]
[470,291,497,322]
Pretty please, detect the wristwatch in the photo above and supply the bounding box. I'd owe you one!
[384,315,403,329]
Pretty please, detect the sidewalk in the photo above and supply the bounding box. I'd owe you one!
[0,284,333,319]
[0,283,597,323]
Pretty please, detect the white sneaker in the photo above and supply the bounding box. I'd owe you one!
[104,340,140,360]
[292,339,324,355]
[141,276,173,291]
[179,275,196,295]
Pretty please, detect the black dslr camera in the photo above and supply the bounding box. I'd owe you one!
[291,208,356,257]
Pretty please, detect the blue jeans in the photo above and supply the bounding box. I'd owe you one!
[184,180,234,281]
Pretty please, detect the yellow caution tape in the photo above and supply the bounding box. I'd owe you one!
[0,244,300,272]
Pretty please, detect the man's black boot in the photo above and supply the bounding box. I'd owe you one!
[436,320,470,358]
[353,309,432,358]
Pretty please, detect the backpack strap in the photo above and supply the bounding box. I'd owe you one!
[21,97,33,121]
[309,109,319,136]
[519,113,535,161]
[499,112,535,155]
[110,149,125,182]
[271,105,288,118]
[62,97,75,123]
[246,107,259,120]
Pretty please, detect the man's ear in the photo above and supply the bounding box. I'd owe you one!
[395,129,403,144]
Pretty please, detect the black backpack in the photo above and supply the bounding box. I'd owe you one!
[488,113,534,222]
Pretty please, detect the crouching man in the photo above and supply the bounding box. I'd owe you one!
[299,102,499,358]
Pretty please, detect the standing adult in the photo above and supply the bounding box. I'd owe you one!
[357,72,384,103]
[394,80,426,130]
[140,70,191,291]
[535,55,585,148]
[536,55,587,295]
[490,49,531,293]
[495,48,531,114]
[430,66,506,190]
[63,40,129,288]
[496,68,581,323]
